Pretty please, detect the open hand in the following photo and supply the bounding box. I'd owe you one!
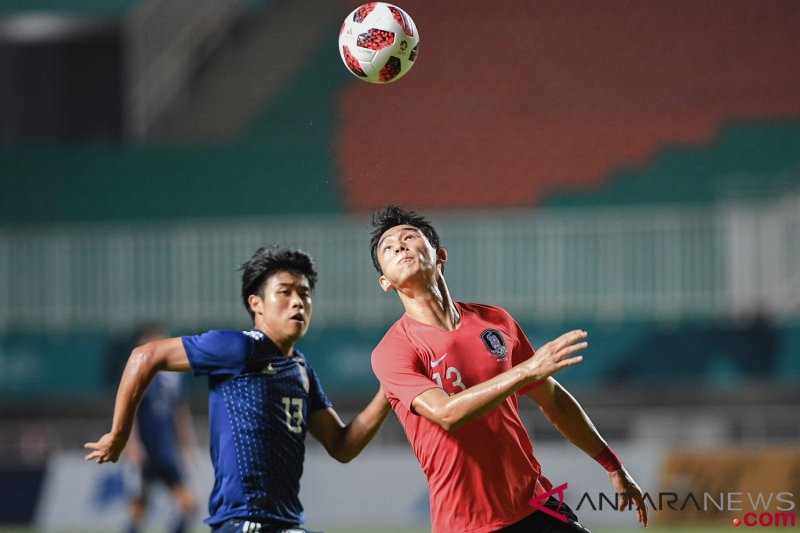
[609,466,649,527]
[84,432,127,464]
[523,329,587,381]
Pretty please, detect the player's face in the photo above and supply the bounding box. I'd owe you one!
[377,224,441,290]
[252,270,313,349]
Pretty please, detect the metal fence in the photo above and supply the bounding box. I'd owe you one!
[1,195,798,332]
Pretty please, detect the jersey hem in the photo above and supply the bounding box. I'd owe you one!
[449,507,537,533]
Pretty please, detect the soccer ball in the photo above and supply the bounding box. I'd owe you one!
[338,3,419,84]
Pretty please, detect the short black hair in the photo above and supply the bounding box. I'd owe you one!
[240,246,318,320]
[370,205,442,274]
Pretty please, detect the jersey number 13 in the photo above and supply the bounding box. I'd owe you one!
[432,367,466,395]
[281,397,304,433]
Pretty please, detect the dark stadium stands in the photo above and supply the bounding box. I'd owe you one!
[0,37,346,224]
[0,5,345,224]
[0,1,137,14]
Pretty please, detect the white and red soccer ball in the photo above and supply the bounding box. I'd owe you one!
[338,2,419,84]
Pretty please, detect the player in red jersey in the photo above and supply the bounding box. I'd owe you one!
[369,206,648,533]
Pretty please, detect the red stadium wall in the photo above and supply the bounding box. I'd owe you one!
[335,0,800,211]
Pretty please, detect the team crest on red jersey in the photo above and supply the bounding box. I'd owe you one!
[480,329,507,356]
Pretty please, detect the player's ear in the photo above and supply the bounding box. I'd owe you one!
[379,274,394,293]
[436,247,447,265]
[248,293,263,315]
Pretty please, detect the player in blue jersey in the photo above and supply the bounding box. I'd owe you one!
[124,322,197,533]
[86,246,391,533]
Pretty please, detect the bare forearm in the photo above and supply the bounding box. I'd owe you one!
[413,329,587,432]
[332,391,391,462]
[420,366,533,432]
[529,381,650,527]
[110,349,161,439]
[86,338,188,464]
[538,384,606,457]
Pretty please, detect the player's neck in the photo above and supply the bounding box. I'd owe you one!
[399,275,459,331]
[253,321,296,357]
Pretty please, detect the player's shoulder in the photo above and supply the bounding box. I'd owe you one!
[184,328,250,342]
[372,317,414,356]
[183,329,254,355]
[374,318,408,344]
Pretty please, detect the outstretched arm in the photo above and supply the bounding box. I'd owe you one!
[411,329,587,432]
[527,378,649,527]
[308,388,392,463]
[84,337,190,464]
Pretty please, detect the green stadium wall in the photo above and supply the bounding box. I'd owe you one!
[1,320,796,403]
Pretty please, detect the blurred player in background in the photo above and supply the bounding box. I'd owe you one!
[369,206,648,533]
[124,323,197,533]
[86,246,391,533]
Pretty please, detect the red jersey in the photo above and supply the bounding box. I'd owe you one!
[371,302,551,533]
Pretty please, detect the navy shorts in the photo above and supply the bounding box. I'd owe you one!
[210,519,323,533]
[130,459,184,503]
[496,496,591,532]
[142,458,184,488]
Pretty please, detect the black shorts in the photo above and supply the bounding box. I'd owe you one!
[496,496,591,533]
[210,519,322,533]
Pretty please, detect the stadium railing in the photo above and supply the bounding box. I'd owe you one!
[0,193,797,332]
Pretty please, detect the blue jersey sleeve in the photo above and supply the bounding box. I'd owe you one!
[305,363,333,414]
[182,330,254,377]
